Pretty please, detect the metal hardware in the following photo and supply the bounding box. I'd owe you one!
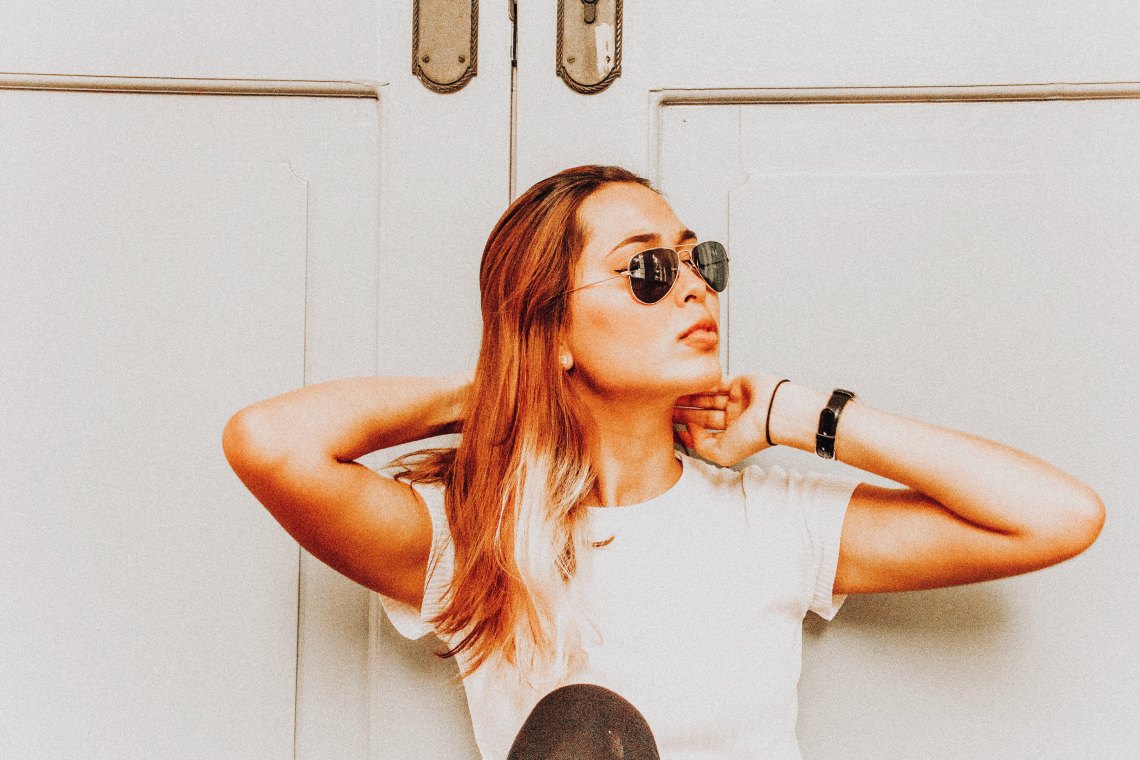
[509,0,518,68]
[413,0,478,93]
[557,0,622,94]
[581,0,598,24]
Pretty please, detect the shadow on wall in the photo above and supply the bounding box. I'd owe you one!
[805,584,1011,642]
[372,609,481,757]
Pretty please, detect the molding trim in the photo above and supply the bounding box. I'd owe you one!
[652,81,1140,107]
[0,71,380,97]
[648,81,1140,181]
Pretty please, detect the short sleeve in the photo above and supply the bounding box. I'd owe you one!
[742,464,859,620]
[375,479,455,640]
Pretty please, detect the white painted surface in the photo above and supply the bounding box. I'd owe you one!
[728,167,1137,759]
[515,1,1140,187]
[0,1,376,80]
[0,89,385,758]
[0,155,306,759]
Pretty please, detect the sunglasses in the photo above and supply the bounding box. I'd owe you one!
[566,241,730,305]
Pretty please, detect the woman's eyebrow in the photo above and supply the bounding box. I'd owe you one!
[609,228,698,254]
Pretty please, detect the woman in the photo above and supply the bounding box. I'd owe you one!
[222,165,1105,759]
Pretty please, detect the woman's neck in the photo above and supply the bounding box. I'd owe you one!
[578,394,682,508]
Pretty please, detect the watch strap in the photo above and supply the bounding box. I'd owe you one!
[816,388,857,459]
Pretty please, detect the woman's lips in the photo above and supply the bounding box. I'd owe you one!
[681,328,719,349]
[679,317,717,338]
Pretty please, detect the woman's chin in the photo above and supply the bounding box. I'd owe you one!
[578,358,723,399]
[671,361,723,396]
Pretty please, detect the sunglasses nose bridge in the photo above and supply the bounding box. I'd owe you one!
[674,255,710,298]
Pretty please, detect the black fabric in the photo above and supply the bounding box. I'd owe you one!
[506,683,661,760]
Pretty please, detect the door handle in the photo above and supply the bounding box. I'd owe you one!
[581,0,598,24]
[413,0,478,93]
[557,0,622,94]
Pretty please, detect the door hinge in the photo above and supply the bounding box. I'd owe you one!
[509,1,518,68]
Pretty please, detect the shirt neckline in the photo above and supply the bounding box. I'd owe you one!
[587,452,689,518]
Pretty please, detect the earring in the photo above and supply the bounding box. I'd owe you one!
[560,354,573,370]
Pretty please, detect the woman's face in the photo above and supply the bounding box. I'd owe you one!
[562,182,722,400]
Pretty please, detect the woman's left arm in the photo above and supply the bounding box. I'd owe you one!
[674,375,1106,595]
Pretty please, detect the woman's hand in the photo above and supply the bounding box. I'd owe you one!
[672,373,787,467]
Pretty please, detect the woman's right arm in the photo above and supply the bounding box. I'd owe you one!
[221,374,469,608]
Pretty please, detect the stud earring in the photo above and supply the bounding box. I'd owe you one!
[560,354,573,370]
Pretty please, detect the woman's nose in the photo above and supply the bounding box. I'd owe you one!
[675,259,709,302]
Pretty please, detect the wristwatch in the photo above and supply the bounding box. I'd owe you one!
[816,388,857,459]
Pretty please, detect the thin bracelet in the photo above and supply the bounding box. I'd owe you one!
[764,379,790,447]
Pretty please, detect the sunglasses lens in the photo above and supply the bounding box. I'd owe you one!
[628,248,679,303]
[691,241,729,292]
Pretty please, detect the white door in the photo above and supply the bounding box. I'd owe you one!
[8,3,1137,760]
[511,3,1140,759]
[0,2,510,758]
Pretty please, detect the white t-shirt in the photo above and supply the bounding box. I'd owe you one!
[379,452,859,760]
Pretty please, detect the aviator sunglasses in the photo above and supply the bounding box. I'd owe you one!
[565,241,730,305]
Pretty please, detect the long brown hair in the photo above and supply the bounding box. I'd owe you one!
[392,165,655,687]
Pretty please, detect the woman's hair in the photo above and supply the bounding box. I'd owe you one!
[391,165,656,687]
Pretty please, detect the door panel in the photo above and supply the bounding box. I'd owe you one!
[757,172,1137,759]
[0,88,387,758]
[0,154,305,759]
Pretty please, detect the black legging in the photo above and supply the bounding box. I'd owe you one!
[507,683,661,759]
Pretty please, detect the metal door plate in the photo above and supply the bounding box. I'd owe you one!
[413,0,478,93]
[557,0,622,94]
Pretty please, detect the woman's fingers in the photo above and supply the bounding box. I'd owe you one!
[676,373,781,465]
[685,421,757,467]
[685,422,744,467]
[684,422,716,457]
[674,391,729,409]
[672,406,726,430]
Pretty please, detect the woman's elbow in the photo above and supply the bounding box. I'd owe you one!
[222,408,289,475]
[1044,487,1106,562]
[1073,487,1107,552]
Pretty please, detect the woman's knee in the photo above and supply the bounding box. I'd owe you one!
[507,683,660,760]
